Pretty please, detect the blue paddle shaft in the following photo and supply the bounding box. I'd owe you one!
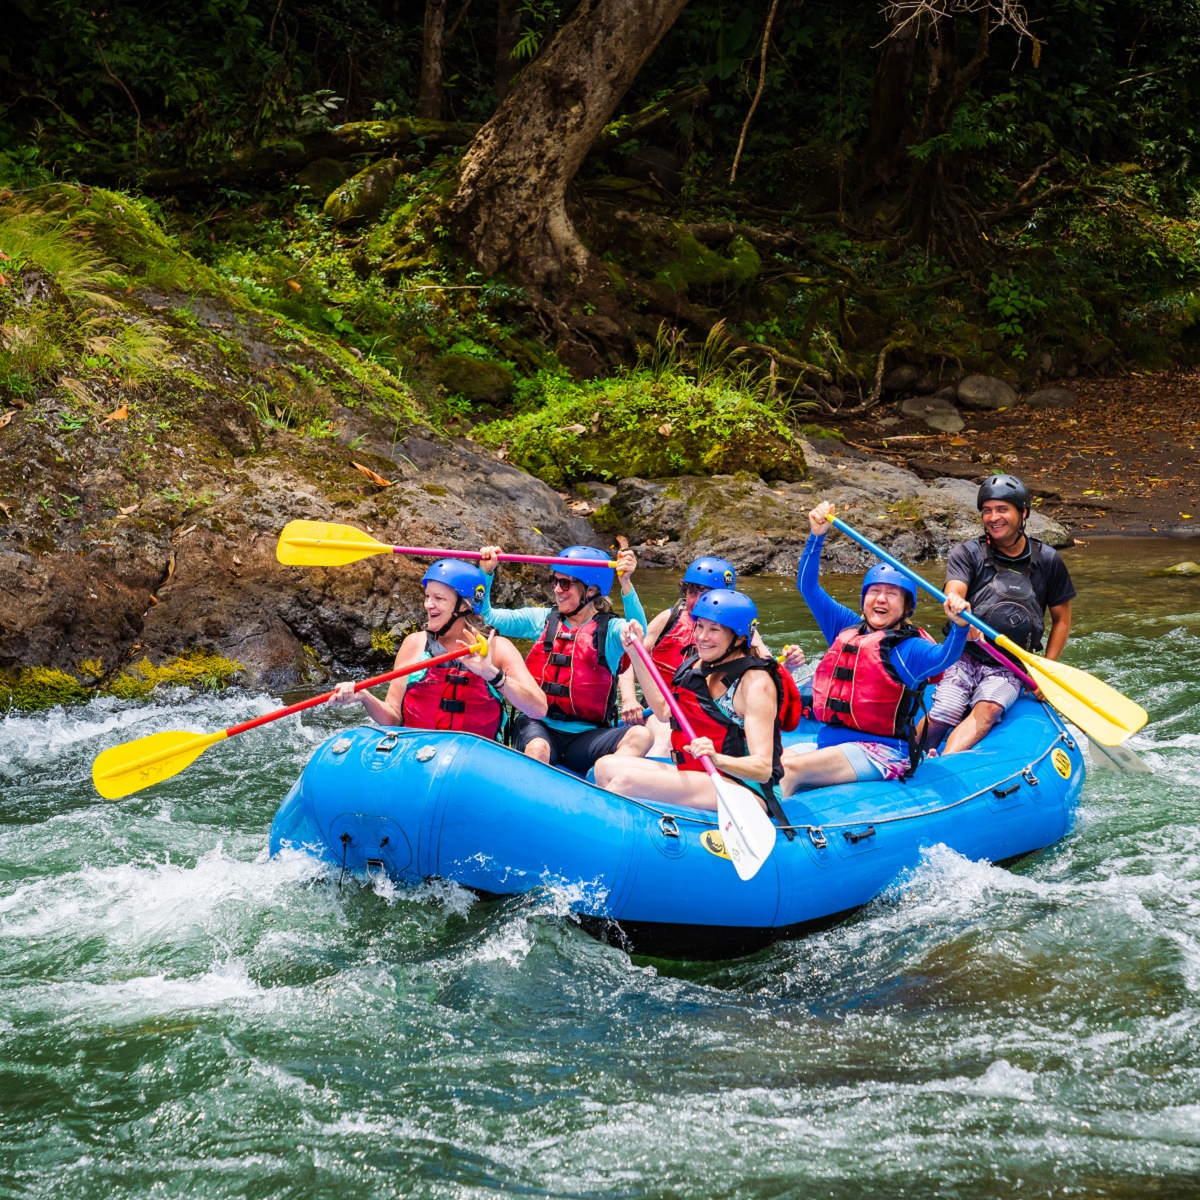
[829,516,1001,643]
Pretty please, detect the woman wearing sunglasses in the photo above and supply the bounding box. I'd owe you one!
[477,544,655,777]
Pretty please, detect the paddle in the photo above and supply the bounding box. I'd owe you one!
[627,637,777,881]
[827,514,1147,747]
[969,636,1150,773]
[277,520,616,570]
[91,635,488,800]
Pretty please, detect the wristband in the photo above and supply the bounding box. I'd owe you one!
[489,667,507,689]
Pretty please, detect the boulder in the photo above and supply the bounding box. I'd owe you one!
[957,374,1018,410]
[1082,337,1115,367]
[1149,561,1200,577]
[296,157,349,202]
[607,437,1069,575]
[323,158,403,226]
[435,354,514,403]
[900,395,963,433]
[1025,387,1077,410]
[882,364,920,392]
[935,385,958,402]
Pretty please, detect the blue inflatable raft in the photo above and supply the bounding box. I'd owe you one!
[270,698,1085,959]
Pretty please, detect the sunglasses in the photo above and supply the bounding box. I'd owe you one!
[552,577,579,592]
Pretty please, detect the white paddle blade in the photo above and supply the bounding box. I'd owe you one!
[714,780,777,881]
[1078,731,1153,774]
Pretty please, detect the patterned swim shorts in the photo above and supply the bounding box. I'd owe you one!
[928,655,1023,725]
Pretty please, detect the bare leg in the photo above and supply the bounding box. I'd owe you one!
[780,745,859,797]
[644,713,673,758]
[523,737,552,764]
[942,701,1004,755]
[613,725,654,757]
[594,756,764,811]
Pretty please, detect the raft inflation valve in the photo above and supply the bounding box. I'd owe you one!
[331,737,352,755]
[416,745,436,762]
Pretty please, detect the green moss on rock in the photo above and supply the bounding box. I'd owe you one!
[656,233,762,292]
[476,370,806,489]
[435,353,513,402]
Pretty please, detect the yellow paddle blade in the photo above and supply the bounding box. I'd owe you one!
[92,729,229,800]
[276,520,389,566]
[995,636,1148,746]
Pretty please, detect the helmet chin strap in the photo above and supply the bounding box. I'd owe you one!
[429,598,470,640]
[558,585,595,619]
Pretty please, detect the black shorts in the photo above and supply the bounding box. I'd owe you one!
[511,716,632,776]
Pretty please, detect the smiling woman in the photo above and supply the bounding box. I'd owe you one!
[782,498,973,792]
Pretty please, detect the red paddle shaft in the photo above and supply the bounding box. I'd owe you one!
[388,546,614,569]
[223,640,484,737]
[976,637,1040,691]
[628,637,722,782]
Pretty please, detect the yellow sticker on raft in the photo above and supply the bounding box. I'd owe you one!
[1052,748,1072,779]
[700,830,731,860]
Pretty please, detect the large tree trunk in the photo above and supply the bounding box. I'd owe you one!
[494,0,522,103]
[448,0,691,292]
[417,0,449,120]
[859,12,918,193]
[902,10,990,264]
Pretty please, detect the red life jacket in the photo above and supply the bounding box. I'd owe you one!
[650,604,695,678]
[400,633,504,739]
[525,610,628,727]
[812,622,942,768]
[668,653,784,790]
[777,665,803,732]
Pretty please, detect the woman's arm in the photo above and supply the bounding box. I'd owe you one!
[620,622,670,721]
[797,533,860,646]
[692,671,777,784]
[488,634,549,718]
[329,631,426,725]
[476,558,553,640]
[890,618,969,687]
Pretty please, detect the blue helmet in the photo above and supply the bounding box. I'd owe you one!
[421,559,488,614]
[682,555,737,591]
[692,588,758,640]
[554,545,614,595]
[861,563,917,610]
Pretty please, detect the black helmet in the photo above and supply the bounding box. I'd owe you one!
[977,473,1030,516]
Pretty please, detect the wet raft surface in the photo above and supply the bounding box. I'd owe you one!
[2,539,1199,1198]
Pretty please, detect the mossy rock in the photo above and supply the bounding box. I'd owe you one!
[435,354,513,403]
[324,159,403,227]
[475,370,806,490]
[656,233,761,293]
[0,666,91,710]
[296,157,350,202]
[1149,561,1200,577]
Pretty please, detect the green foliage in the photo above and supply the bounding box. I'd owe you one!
[104,651,242,700]
[986,273,1048,360]
[475,352,807,489]
[0,651,241,709]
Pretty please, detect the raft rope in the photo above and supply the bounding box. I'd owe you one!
[617,721,1078,841]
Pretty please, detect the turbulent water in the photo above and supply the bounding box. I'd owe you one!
[2,538,1199,1199]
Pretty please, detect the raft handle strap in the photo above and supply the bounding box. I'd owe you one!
[843,825,876,845]
[1022,767,1039,787]
[992,783,1020,799]
[375,732,400,754]
[659,815,680,839]
[807,826,828,850]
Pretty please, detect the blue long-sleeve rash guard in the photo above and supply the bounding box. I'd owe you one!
[797,532,967,749]
[480,574,648,733]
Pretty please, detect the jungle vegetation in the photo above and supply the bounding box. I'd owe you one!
[4,0,1200,426]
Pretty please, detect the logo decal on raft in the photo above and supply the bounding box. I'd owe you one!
[701,830,731,860]
[1052,748,1072,779]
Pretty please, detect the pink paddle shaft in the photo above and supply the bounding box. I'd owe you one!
[224,642,479,737]
[628,637,721,782]
[975,637,1039,691]
[388,546,614,569]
